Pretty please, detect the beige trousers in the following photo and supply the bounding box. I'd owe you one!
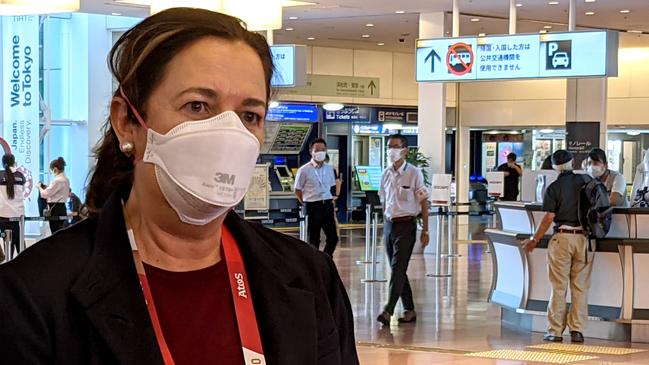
[547,233,594,335]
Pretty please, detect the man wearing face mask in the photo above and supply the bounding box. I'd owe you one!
[586,148,628,207]
[295,138,339,256]
[377,134,429,326]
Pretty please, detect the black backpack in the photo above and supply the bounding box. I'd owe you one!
[578,174,613,238]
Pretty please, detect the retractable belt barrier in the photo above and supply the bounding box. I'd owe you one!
[0,215,75,263]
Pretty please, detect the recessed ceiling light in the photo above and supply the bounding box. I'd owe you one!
[548,1,559,4]
[585,0,595,2]
[516,3,523,7]
[285,27,294,31]
[627,131,641,136]
[362,34,370,38]
[544,25,552,29]
[620,9,631,14]
[478,33,486,37]
[395,10,405,14]
[323,103,344,111]
[540,29,548,33]
[307,37,315,40]
[471,18,480,22]
[377,42,385,46]
[628,30,643,33]
[269,101,280,108]
[585,11,595,15]
[111,12,121,16]
[366,23,374,27]
[289,16,299,20]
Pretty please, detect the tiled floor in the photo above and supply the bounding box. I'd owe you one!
[295,216,649,364]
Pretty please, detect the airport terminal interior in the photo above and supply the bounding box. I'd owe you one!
[6,0,649,364]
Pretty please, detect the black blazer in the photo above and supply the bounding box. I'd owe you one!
[0,190,359,365]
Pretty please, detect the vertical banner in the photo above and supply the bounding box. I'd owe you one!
[3,16,40,229]
[566,121,600,169]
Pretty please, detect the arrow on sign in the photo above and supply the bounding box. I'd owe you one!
[424,49,441,72]
[368,80,377,95]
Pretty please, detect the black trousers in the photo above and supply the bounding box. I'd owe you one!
[383,219,416,315]
[0,219,20,257]
[305,200,339,256]
[48,203,68,234]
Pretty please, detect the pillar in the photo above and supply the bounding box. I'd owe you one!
[565,78,608,150]
[418,12,446,177]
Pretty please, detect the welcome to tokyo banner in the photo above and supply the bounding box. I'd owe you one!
[2,15,40,232]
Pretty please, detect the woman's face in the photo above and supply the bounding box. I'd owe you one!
[122,37,268,208]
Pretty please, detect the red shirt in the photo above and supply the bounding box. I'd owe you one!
[143,260,245,365]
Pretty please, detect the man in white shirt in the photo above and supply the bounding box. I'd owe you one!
[295,138,339,256]
[586,148,628,207]
[377,134,430,326]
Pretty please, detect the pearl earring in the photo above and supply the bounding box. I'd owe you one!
[120,141,134,155]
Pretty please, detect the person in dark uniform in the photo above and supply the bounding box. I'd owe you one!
[0,154,25,258]
[497,152,523,201]
[523,150,593,344]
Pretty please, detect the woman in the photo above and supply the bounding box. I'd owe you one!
[0,154,25,258]
[38,157,71,233]
[0,8,358,365]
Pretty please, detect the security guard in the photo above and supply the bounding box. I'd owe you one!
[523,150,593,343]
[377,134,429,326]
[295,138,339,256]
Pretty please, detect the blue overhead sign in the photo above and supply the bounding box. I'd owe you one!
[324,106,372,122]
[266,103,318,122]
[416,30,618,82]
[270,45,307,87]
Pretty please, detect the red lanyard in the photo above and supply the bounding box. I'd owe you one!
[129,226,266,365]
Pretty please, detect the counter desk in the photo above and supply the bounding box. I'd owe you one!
[487,202,649,342]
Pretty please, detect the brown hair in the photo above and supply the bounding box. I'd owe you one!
[50,157,66,172]
[85,8,274,213]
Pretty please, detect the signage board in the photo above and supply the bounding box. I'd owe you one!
[280,74,380,98]
[375,109,409,124]
[566,121,600,168]
[244,164,270,211]
[268,123,312,154]
[355,165,383,192]
[431,174,452,206]
[416,30,618,82]
[2,16,40,234]
[487,171,505,198]
[270,45,307,87]
[266,103,318,122]
[325,105,372,122]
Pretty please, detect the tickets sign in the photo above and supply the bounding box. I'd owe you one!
[416,30,618,82]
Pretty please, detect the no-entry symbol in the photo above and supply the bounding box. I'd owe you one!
[446,42,474,76]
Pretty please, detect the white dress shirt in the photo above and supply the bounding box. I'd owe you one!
[379,162,429,220]
[41,173,71,204]
[294,160,336,202]
[0,167,25,218]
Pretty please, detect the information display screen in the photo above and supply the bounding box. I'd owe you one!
[355,166,383,192]
[416,31,618,82]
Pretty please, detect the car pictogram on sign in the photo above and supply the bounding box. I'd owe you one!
[446,42,474,76]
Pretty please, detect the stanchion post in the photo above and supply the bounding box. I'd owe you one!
[362,211,386,283]
[443,208,461,258]
[357,204,373,264]
[427,207,451,278]
[19,215,25,254]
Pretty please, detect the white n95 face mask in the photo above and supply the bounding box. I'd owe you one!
[313,151,326,162]
[388,148,405,163]
[142,111,260,225]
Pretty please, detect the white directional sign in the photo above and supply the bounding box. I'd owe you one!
[270,44,307,87]
[416,30,618,82]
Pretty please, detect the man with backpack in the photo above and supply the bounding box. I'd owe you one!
[522,150,611,344]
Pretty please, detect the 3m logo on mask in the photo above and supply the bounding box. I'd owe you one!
[214,172,236,185]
